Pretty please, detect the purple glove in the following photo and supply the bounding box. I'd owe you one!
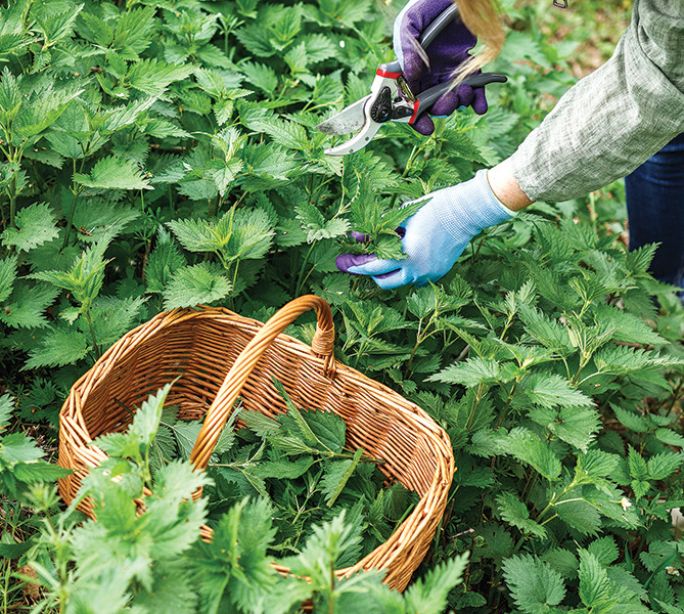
[394,0,488,135]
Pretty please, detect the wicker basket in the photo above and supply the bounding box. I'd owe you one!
[58,295,455,591]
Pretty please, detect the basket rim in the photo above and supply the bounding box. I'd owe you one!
[58,305,455,583]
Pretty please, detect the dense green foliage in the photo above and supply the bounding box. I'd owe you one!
[0,0,682,612]
[148,379,418,559]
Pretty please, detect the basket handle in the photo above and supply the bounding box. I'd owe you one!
[189,294,336,470]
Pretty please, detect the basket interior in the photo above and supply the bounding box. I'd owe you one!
[77,312,441,495]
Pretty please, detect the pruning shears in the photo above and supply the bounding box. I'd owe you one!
[316,4,507,156]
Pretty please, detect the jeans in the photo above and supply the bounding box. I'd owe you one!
[625,133,684,293]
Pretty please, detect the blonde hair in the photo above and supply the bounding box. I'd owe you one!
[454,0,505,85]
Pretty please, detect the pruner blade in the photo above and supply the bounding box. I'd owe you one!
[315,96,370,136]
[321,96,383,156]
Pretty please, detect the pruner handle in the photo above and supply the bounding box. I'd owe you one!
[419,3,460,49]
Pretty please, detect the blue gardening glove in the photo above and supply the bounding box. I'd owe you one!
[394,0,488,135]
[336,170,514,290]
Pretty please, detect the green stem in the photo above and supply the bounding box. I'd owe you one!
[465,383,486,431]
[64,158,85,248]
[495,381,518,428]
[295,243,316,296]
[390,145,420,208]
[327,558,335,614]
[208,196,218,217]
[6,146,22,228]
[83,309,101,359]
[540,513,558,526]
[8,180,16,228]
[499,311,515,341]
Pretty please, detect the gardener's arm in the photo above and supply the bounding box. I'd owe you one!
[491,0,684,207]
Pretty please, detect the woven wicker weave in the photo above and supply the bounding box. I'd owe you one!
[58,295,455,591]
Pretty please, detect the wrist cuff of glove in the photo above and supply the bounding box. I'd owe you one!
[433,169,515,241]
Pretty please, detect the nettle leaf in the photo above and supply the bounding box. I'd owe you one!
[296,203,349,242]
[236,22,276,58]
[126,59,194,96]
[34,2,82,45]
[289,510,363,578]
[100,97,158,132]
[12,460,70,482]
[31,242,108,309]
[0,254,18,303]
[14,80,83,141]
[496,492,547,539]
[74,156,151,190]
[404,553,468,613]
[145,231,185,294]
[523,373,593,409]
[0,432,44,464]
[23,326,90,369]
[595,304,665,346]
[503,555,566,614]
[586,536,619,566]
[578,549,611,609]
[162,263,232,309]
[499,427,562,481]
[239,61,278,93]
[170,207,274,261]
[89,296,147,346]
[646,452,683,481]
[129,383,172,448]
[0,281,60,328]
[612,405,650,433]
[654,428,684,448]
[0,33,30,58]
[303,410,346,453]
[625,243,658,275]
[541,548,578,580]
[262,118,309,150]
[227,208,275,260]
[530,405,601,452]
[1,203,59,252]
[556,498,601,536]
[627,446,649,481]
[167,215,231,253]
[429,358,516,387]
[240,144,297,189]
[0,393,13,430]
[113,6,157,57]
[320,449,363,507]
[169,421,202,461]
[302,33,337,64]
[594,345,682,375]
[193,497,276,613]
[518,303,573,353]
[252,456,313,480]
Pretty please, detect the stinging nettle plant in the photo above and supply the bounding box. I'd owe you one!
[0,0,682,612]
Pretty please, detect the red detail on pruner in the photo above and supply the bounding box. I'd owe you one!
[408,99,421,125]
[376,67,402,79]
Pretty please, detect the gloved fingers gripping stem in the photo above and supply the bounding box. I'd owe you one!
[337,255,403,277]
[336,171,516,291]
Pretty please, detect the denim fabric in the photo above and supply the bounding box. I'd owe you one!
[625,133,684,292]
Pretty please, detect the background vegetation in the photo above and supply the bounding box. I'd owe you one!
[1,0,682,612]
